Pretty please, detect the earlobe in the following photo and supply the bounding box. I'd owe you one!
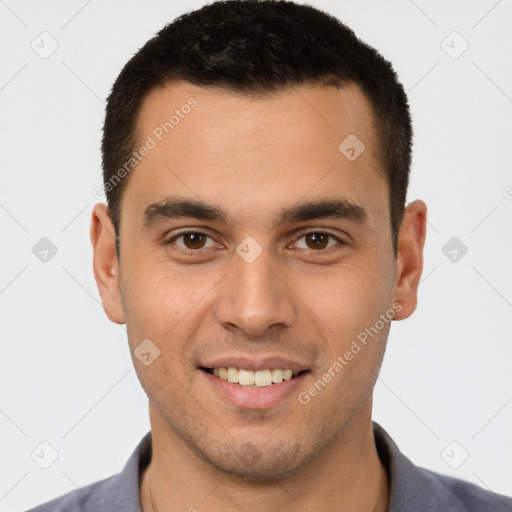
[392,200,427,321]
[90,203,125,324]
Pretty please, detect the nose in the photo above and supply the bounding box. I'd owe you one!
[212,247,297,337]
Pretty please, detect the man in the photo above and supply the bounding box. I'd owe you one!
[27,1,512,511]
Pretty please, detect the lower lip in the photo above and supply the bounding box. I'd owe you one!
[200,369,309,410]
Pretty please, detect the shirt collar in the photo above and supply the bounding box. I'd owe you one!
[372,421,462,510]
[102,431,152,512]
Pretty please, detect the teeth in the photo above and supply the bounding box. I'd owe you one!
[272,369,283,383]
[209,367,300,386]
[238,369,255,385]
[254,369,272,387]
[226,367,239,383]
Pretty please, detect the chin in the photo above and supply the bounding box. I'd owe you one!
[196,440,313,483]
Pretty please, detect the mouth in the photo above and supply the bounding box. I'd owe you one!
[200,367,308,387]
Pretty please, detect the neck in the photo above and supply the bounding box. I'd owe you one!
[140,403,389,512]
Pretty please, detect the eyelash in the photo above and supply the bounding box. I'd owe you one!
[164,229,347,255]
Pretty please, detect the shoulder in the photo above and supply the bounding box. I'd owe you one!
[24,474,117,512]
[422,467,512,512]
[372,421,512,512]
[24,431,151,512]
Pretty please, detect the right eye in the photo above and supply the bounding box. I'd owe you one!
[166,231,217,251]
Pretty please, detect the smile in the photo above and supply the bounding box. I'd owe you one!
[202,367,303,387]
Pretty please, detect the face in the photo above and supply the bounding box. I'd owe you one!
[92,81,425,481]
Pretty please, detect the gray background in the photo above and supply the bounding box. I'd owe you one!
[1,0,511,510]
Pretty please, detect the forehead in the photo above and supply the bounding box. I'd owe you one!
[124,80,388,230]
[137,80,378,156]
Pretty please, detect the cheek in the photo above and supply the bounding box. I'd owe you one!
[119,257,221,349]
[294,259,391,340]
[295,258,394,406]
[119,267,209,401]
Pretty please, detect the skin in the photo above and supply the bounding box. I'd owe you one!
[91,81,427,512]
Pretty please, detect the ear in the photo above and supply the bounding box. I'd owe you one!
[392,200,427,321]
[90,203,125,324]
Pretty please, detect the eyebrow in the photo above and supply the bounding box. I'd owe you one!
[142,196,368,228]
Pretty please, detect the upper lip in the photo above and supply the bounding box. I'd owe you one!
[200,355,310,372]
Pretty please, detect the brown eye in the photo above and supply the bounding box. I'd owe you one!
[293,231,343,252]
[182,232,207,249]
[168,232,216,251]
[304,232,330,250]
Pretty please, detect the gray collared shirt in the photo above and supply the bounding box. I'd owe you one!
[26,421,512,511]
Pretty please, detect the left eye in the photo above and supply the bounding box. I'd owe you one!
[293,232,342,250]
